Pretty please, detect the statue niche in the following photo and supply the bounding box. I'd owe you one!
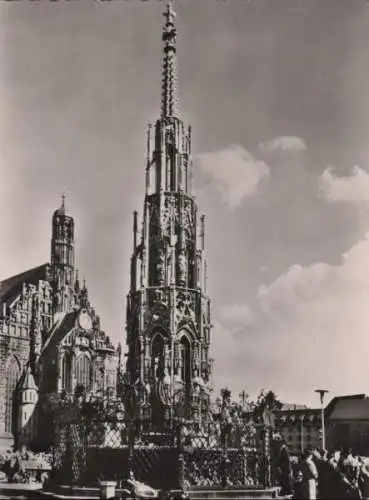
[151,333,165,383]
[148,239,165,286]
[178,333,191,402]
[151,332,168,424]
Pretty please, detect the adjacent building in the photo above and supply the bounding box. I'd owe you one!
[325,394,369,455]
[275,405,321,454]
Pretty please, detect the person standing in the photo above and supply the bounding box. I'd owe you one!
[301,449,319,500]
[358,462,369,500]
[277,440,293,496]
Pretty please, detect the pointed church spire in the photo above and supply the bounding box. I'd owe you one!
[75,269,80,294]
[161,1,178,118]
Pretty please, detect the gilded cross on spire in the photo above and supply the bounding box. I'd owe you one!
[161,1,178,118]
[163,1,176,25]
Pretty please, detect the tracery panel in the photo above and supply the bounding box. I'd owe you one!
[75,353,91,391]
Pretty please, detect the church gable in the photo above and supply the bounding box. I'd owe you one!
[0,198,119,451]
[0,275,53,340]
[0,264,49,307]
[39,305,117,398]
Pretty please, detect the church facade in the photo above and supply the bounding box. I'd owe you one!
[125,3,213,427]
[0,198,118,452]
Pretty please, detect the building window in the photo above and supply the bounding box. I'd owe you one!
[75,353,91,392]
[62,353,72,392]
[5,356,20,433]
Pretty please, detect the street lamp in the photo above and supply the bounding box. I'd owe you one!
[299,414,305,454]
[315,389,329,449]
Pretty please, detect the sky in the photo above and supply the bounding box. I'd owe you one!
[1,0,369,408]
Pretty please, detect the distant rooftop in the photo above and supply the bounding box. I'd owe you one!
[326,394,369,421]
[281,404,310,411]
[0,264,48,306]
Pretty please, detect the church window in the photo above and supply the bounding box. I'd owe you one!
[62,353,72,392]
[179,334,191,401]
[5,356,20,434]
[75,353,91,391]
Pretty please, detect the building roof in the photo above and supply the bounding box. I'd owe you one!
[0,263,49,305]
[326,394,369,421]
[41,310,80,355]
[18,364,38,391]
[281,404,309,411]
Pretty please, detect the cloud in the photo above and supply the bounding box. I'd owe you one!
[258,262,331,314]
[212,234,369,405]
[196,144,270,209]
[220,303,254,325]
[319,166,369,204]
[258,136,307,153]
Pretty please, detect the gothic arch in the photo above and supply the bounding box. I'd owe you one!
[177,329,192,401]
[151,331,165,352]
[147,323,169,340]
[4,355,21,434]
[176,322,196,342]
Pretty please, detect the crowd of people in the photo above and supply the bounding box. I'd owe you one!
[0,447,52,484]
[275,440,369,499]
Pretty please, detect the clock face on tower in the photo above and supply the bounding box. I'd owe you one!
[78,310,92,331]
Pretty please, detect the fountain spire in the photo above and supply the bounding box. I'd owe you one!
[161,1,178,118]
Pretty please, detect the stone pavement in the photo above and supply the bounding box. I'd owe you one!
[0,482,42,499]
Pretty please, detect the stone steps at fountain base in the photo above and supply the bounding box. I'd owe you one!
[34,485,291,500]
[188,487,291,500]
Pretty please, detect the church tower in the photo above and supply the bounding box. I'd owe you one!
[50,195,75,321]
[126,2,213,426]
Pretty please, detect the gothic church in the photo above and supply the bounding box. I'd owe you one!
[0,198,119,452]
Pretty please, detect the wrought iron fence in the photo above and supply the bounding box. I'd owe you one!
[48,397,273,490]
[51,420,88,485]
[178,420,261,489]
